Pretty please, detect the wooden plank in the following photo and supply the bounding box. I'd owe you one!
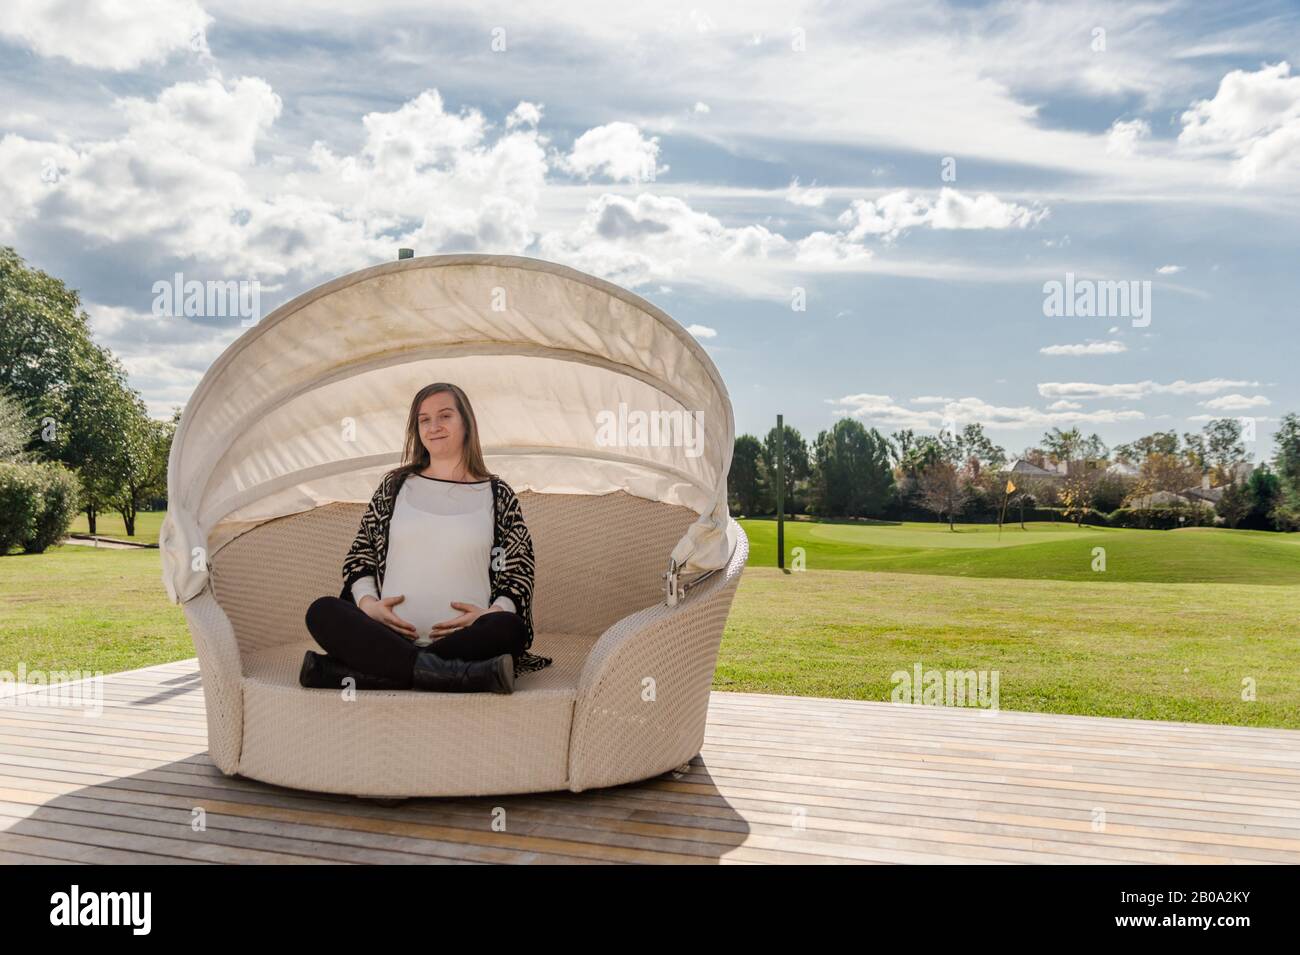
[1,659,1297,864]
[711,691,1300,742]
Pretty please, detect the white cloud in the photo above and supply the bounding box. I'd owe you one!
[0,0,211,70]
[693,102,711,114]
[0,135,79,235]
[558,121,666,182]
[506,101,542,129]
[82,302,239,417]
[1156,264,1184,274]
[910,396,954,405]
[786,177,829,207]
[1179,61,1300,183]
[791,230,873,265]
[0,79,555,281]
[1047,399,1083,411]
[537,191,795,293]
[1106,119,1150,157]
[1038,378,1258,399]
[827,393,1145,431]
[838,187,1047,242]
[1200,393,1271,411]
[685,323,717,338]
[117,75,282,168]
[309,88,549,256]
[1039,341,1128,356]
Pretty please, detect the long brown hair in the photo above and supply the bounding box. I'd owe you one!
[396,382,495,482]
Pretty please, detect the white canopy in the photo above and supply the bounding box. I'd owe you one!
[160,254,738,606]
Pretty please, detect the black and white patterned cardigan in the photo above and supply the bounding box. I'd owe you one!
[338,468,553,676]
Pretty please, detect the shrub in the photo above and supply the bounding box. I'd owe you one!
[24,461,81,553]
[0,463,42,555]
[0,461,81,555]
[1107,505,1215,530]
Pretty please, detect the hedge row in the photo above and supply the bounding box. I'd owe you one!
[0,461,82,555]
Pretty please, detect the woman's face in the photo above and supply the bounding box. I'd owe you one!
[417,392,466,463]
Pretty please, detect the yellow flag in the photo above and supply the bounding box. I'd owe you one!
[1005,479,1016,494]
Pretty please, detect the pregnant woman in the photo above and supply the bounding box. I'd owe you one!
[299,382,553,694]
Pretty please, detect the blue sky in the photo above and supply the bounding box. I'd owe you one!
[2,0,1297,461]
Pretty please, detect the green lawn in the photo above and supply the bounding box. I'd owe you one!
[740,518,1300,585]
[2,519,1298,729]
[66,509,165,545]
[721,566,1300,728]
[0,545,190,676]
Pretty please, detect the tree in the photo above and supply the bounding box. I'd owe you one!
[1273,413,1300,485]
[54,340,147,533]
[1018,445,1049,469]
[1079,432,1108,462]
[1245,465,1282,530]
[1041,426,1083,463]
[1042,426,1106,468]
[954,422,1007,476]
[728,435,763,517]
[1128,451,1199,497]
[0,388,32,463]
[106,408,172,536]
[0,246,100,438]
[1059,460,1102,525]
[1203,418,1248,482]
[1182,431,1207,474]
[1216,480,1251,528]
[918,460,968,530]
[760,422,811,515]
[0,246,159,532]
[1114,430,1179,466]
[890,428,944,478]
[1089,470,1131,513]
[1270,413,1300,530]
[809,418,894,518]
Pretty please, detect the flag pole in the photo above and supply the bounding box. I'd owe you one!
[998,477,1014,541]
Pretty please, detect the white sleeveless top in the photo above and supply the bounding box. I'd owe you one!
[349,474,509,647]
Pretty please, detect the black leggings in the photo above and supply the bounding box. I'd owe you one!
[304,596,529,686]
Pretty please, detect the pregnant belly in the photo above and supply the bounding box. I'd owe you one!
[380,572,491,646]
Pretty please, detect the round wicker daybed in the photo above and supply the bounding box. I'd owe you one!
[159,253,749,798]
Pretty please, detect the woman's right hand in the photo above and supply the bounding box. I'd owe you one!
[359,594,419,639]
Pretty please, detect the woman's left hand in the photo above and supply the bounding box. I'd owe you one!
[428,601,504,639]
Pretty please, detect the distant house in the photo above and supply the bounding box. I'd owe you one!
[1006,459,1062,481]
[1181,474,1226,506]
[1106,460,1141,478]
[1128,490,1203,509]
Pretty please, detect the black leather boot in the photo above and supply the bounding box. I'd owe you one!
[410,649,515,694]
[299,651,409,690]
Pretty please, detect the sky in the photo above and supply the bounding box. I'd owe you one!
[1,0,1298,463]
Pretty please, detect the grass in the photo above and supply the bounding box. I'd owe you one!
[740,518,1300,585]
[2,518,1298,729]
[66,509,165,545]
[719,566,1300,728]
[0,544,190,676]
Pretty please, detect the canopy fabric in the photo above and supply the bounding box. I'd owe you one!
[160,254,737,606]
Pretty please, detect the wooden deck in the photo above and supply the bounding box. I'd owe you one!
[1,659,1298,864]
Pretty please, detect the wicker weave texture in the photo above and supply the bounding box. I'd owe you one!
[209,490,701,658]
[517,489,699,637]
[192,491,746,797]
[567,520,749,792]
[236,633,595,797]
[180,590,244,774]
